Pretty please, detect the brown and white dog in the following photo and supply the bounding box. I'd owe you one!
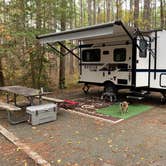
[120,101,129,114]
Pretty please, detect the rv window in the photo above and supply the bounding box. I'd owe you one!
[113,48,126,62]
[82,49,101,62]
[139,39,147,58]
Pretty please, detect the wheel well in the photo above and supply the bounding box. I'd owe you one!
[103,81,117,92]
[103,81,115,87]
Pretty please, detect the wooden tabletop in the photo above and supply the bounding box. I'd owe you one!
[0,86,40,97]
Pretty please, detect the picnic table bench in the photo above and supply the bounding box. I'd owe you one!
[0,101,26,124]
[0,85,49,124]
[38,96,64,103]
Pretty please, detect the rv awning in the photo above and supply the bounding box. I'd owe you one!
[37,21,135,44]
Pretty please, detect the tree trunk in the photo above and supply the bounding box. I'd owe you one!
[0,59,4,86]
[97,0,101,23]
[104,0,106,22]
[153,0,157,28]
[59,1,66,89]
[143,0,151,30]
[164,0,166,28]
[74,0,77,27]
[129,0,133,25]
[69,17,74,75]
[106,0,111,22]
[59,44,66,89]
[80,0,83,26]
[93,0,96,24]
[160,0,164,29]
[134,0,139,27]
[87,0,92,25]
[36,0,42,29]
[116,0,122,20]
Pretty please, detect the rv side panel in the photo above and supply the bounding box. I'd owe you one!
[150,30,166,89]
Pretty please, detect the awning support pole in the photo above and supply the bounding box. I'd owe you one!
[57,42,81,60]
[115,21,143,53]
[64,46,78,56]
[47,43,65,57]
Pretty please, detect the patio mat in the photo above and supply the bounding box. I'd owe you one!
[96,103,153,119]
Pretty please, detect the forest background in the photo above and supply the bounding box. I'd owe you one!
[0,0,165,90]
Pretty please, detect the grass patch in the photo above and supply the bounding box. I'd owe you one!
[96,103,153,119]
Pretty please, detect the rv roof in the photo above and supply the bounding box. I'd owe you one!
[37,21,135,44]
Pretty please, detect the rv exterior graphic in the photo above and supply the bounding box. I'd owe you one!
[37,21,166,100]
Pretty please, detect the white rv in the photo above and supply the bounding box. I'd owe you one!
[37,21,166,100]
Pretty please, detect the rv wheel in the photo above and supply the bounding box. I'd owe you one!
[160,97,166,104]
[104,82,117,93]
[161,92,166,104]
[101,82,117,102]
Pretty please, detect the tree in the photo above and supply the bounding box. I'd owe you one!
[143,0,151,29]
[59,0,67,89]
[160,0,164,28]
[134,0,139,27]
[93,0,96,24]
[116,0,123,20]
[87,0,92,25]
[106,0,111,22]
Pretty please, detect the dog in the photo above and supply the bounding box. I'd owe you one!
[119,101,129,114]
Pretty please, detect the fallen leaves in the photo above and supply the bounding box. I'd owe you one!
[107,139,112,144]
[98,157,103,161]
[57,159,61,164]
[109,145,113,148]
[124,146,129,152]
[23,160,28,166]
[31,127,36,130]
[16,147,21,152]
[94,137,99,141]
[107,139,113,148]
[67,140,72,144]
[75,131,79,134]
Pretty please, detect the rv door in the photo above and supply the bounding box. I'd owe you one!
[135,38,149,87]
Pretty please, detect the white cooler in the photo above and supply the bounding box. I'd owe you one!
[26,103,57,125]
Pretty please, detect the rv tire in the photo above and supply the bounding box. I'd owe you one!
[161,92,166,104]
[103,82,117,93]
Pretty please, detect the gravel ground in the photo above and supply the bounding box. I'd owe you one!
[0,87,166,166]
[0,134,35,166]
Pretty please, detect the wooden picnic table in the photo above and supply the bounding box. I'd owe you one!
[0,85,50,124]
[0,85,45,106]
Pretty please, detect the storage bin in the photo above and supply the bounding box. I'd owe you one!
[26,103,57,125]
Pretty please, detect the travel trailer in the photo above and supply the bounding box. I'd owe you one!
[37,21,166,101]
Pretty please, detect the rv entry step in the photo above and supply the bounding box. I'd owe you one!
[126,90,150,100]
[126,95,144,100]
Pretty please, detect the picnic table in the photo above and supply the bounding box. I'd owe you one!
[0,85,48,124]
[0,85,45,106]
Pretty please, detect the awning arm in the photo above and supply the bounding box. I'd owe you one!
[57,42,81,60]
[47,43,65,57]
[115,21,143,53]
[64,46,79,56]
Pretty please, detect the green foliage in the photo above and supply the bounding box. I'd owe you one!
[0,0,164,88]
